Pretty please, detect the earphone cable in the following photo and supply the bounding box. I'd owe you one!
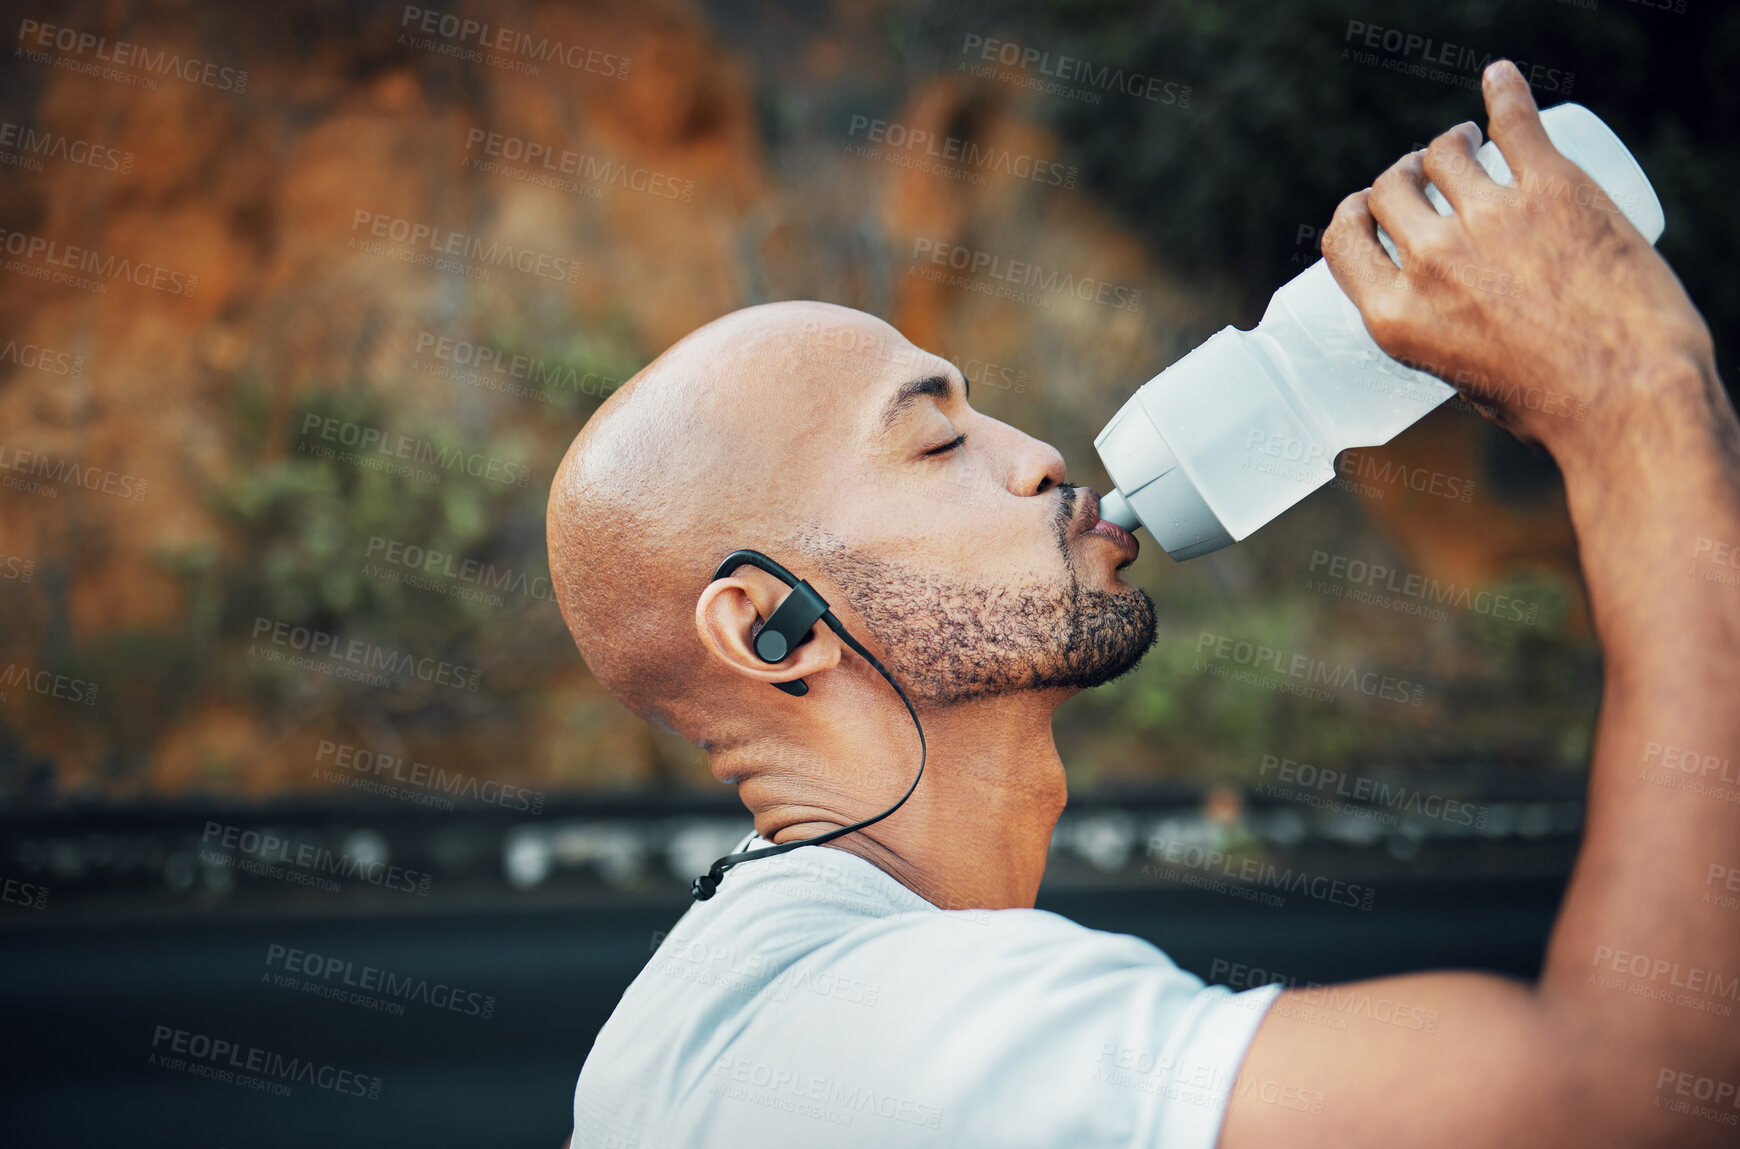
[690,560,926,901]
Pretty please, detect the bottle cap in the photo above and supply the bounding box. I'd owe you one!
[1095,329,1330,560]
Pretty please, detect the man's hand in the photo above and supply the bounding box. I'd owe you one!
[1321,58,1716,452]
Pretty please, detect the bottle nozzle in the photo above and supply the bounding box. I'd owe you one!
[1098,489,1141,532]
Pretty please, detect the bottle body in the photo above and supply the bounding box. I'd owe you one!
[1095,102,1665,560]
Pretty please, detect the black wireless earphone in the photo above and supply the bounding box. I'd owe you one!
[690,549,927,901]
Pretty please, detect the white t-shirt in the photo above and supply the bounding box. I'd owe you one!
[572,835,1280,1149]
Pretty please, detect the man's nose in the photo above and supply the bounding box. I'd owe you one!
[1006,432,1066,497]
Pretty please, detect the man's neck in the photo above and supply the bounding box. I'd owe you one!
[737,689,1072,911]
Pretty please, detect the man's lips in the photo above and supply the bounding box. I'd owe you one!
[1077,489,1140,565]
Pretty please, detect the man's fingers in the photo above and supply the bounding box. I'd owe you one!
[1422,122,1492,215]
[1369,150,1456,262]
[1322,190,1412,336]
[1482,60,1556,175]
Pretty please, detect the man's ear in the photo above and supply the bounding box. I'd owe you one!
[695,569,843,692]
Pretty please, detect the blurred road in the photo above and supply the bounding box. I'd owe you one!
[0,874,1564,1149]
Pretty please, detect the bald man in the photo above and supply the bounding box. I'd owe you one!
[555,63,1740,1149]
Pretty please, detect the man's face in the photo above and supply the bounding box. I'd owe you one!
[786,312,1156,705]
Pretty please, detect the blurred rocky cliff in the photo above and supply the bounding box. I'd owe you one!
[2,0,1667,805]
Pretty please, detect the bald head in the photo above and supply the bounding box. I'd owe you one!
[548,303,913,739]
[547,300,1155,759]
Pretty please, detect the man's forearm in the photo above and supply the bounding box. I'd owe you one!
[1216,364,1740,1149]
[1224,63,1740,1149]
[1540,355,1740,1086]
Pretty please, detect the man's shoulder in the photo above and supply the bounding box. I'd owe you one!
[677,842,1196,994]
[838,900,1190,991]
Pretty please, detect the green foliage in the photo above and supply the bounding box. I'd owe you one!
[166,382,565,717]
[1031,0,1740,384]
[1056,498,1600,786]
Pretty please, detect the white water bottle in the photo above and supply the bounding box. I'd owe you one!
[1094,102,1665,560]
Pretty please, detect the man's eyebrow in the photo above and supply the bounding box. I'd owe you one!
[880,373,965,431]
